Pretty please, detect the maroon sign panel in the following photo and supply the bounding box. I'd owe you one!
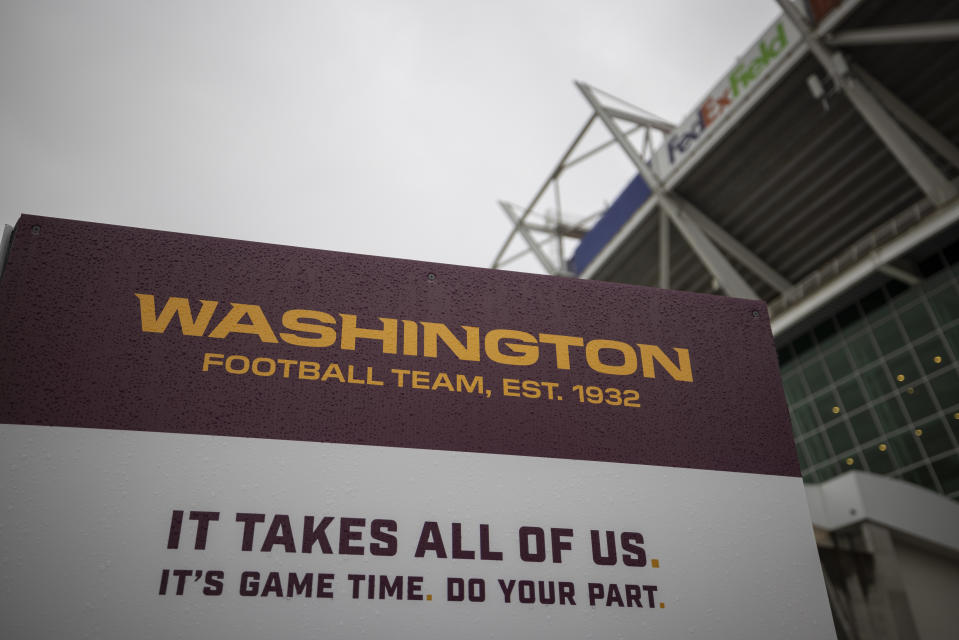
[0,215,798,477]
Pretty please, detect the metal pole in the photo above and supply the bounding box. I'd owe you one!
[827,21,959,47]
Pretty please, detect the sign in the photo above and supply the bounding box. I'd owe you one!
[0,215,834,638]
[651,17,801,179]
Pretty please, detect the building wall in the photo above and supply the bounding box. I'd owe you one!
[778,244,959,500]
[896,540,959,640]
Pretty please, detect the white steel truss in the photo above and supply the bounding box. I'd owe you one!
[494,0,959,339]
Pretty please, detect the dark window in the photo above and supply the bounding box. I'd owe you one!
[888,431,924,467]
[915,418,956,458]
[836,379,866,412]
[899,464,938,492]
[901,384,938,422]
[849,409,881,445]
[929,287,959,325]
[826,422,855,456]
[864,445,895,474]
[873,319,905,356]
[898,302,935,341]
[824,347,854,381]
[929,370,959,409]
[873,397,906,434]
[846,332,878,368]
[932,455,959,494]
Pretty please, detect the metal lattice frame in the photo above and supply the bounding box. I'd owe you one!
[494,0,959,339]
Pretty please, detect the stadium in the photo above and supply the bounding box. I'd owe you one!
[494,1,959,637]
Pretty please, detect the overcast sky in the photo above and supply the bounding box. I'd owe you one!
[1,0,781,272]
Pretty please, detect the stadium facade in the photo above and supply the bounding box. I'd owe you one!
[494,2,959,636]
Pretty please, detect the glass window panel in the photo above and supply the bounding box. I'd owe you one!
[826,422,855,456]
[802,433,830,465]
[914,335,950,377]
[802,360,830,393]
[899,464,938,492]
[915,418,956,458]
[929,370,959,410]
[888,431,924,467]
[944,325,959,363]
[928,286,959,325]
[860,365,893,399]
[849,410,881,445]
[815,390,841,424]
[901,384,938,422]
[836,379,866,411]
[932,454,959,494]
[846,332,878,368]
[836,304,862,330]
[864,444,895,474]
[823,347,853,381]
[791,403,818,436]
[782,374,807,406]
[874,397,907,434]
[898,302,935,341]
[873,319,905,356]
[886,351,921,387]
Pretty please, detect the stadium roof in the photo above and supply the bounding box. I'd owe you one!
[494,0,959,344]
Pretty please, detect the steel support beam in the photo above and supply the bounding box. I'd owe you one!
[574,82,663,190]
[827,21,959,47]
[576,80,759,299]
[603,106,675,132]
[878,260,921,287]
[678,202,793,293]
[499,201,558,275]
[491,114,596,269]
[855,64,959,171]
[661,199,759,299]
[771,197,959,337]
[498,225,585,269]
[776,0,958,206]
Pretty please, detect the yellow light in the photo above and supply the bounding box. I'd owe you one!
[845,457,854,466]
[954,412,959,420]
[906,387,915,395]
[896,374,905,382]
[878,443,887,452]
[933,355,942,364]
[832,406,840,414]
[915,429,923,437]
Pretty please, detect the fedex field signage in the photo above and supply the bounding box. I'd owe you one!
[0,216,834,639]
[651,18,800,179]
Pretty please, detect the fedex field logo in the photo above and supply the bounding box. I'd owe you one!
[665,22,789,165]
